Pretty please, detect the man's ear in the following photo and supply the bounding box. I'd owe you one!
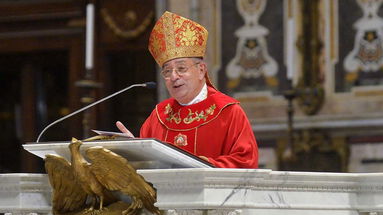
[198,62,207,80]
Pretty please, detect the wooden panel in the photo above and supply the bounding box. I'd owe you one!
[0,0,157,172]
[96,0,157,136]
[0,0,83,20]
[0,0,84,39]
[0,0,86,172]
[99,0,155,49]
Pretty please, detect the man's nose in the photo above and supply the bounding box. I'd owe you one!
[169,70,180,81]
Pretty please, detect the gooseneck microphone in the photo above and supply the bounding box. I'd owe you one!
[36,82,156,143]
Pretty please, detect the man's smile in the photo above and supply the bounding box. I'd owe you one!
[173,84,184,89]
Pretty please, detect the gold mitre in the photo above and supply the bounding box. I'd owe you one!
[148,11,208,67]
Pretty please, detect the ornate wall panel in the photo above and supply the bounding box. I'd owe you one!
[220,0,285,95]
[217,0,290,129]
[164,0,383,171]
[214,0,383,139]
[322,0,383,124]
[166,0,295,137]
[337,0,383,92]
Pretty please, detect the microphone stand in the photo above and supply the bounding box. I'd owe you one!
[36,82,155,143]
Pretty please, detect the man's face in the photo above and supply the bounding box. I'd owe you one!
[162,58,206,104]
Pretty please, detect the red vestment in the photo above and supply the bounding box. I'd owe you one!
[140,87,258,168]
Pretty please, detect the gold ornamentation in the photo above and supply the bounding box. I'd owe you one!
[44,138,160,215]
[265,76,278,87]
[164,103,171,114]
[165,104,181,124]
[239,0,266,15]
[176,19,203,47]
[148,11,208,67]
[174,133,188,146]
[164,104,216,124]
[101,9,154,40]
[346,72,358,82]
[183,104,216,124]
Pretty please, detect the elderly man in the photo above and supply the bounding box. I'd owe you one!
[117,11,258,168]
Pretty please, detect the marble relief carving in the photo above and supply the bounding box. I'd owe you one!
[166,210,242,215]
[225,0,278,93]
[343,0,383,87]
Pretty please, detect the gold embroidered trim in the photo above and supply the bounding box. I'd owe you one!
[156,102,238,131]
[194,127,198,154]
[164,103,216,124]
[165,104,181,124]
[183,104,216,124]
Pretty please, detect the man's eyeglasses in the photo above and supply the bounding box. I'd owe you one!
[161,62,200,79]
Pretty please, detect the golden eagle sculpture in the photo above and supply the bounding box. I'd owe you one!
[44,137,160,215]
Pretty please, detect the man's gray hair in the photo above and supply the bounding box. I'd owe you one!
[191,57,204,63]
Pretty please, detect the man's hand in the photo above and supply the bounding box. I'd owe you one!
[116,121,135,138]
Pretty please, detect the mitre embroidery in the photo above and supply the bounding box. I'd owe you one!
[148,11,208,67]
[175,19,203,47]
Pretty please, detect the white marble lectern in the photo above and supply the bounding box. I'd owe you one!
[2,169,383,214]
[1,139,382,215]
[140,168,383,215]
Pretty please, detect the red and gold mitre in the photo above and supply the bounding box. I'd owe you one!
[148,11,208,67]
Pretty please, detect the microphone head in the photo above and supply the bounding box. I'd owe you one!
[144,82,157,89]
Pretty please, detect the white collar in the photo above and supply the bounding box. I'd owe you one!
[179,83,207,106]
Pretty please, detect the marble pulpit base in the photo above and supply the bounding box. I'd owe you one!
[0,174,51,214]
[140,169,383,215]
[2,169,383,215]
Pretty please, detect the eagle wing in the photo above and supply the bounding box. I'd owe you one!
[86,146,159,213]
[45,154,88,214]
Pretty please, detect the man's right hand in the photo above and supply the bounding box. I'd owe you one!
[116,121,135,138]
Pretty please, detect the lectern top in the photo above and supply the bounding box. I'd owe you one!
[23,138,214,169]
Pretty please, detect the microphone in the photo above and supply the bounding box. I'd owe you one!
[144,81,156,89]
[36,82,156,143]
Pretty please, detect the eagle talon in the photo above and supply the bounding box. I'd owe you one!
[122,197,144,215]
[83,207,108,215]
[83,207,95,214]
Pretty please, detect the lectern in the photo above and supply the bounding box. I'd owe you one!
[24,138,214,169]
[0,139,381,215]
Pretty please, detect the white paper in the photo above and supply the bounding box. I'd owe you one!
[92,129,133,138]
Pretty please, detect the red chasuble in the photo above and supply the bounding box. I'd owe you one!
[140,87,258,168]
